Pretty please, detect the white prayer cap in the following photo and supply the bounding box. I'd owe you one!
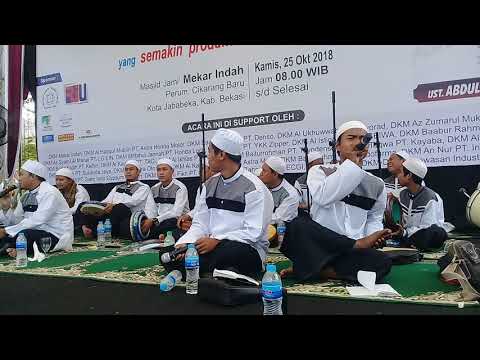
[265,156,286,175]
[157,158,175,171]
[308,151,323,164]
[403,158,428,179]
[21,160,49,180]
[125,160,141,171]
[253,168,262,177]
[336,120,368,141]
[210,128,243,156]
[394,150,411,160]
[55,168,74,181]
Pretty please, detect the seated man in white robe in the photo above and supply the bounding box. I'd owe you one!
[384,150,412,198]
[280,121,392,283]
[390,158,449,251]
[260,156,299,224]
[140,158,190,238]
[161,128,274,278]
[78,160,154,240]
[0,160,74,257]
[294,151,323,211]
[0,180,22,227]
[55,168,90,234]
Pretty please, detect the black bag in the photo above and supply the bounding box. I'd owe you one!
[438,240,480,301]
[198,277,288,313]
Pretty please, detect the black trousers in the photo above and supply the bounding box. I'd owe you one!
[148,218,178,239]
[281,215,392,283]
[401,224,448,252]
[0,229,59,257]
[77,203,132,239]
[162,240,263,280]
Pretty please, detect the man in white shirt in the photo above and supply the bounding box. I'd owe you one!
[0,160,74,257]
[55,168,90,233]
[161,128,274,278]
[0,181,21,227]
[390,158,448,251]
[260,156,299,224]
[280,121,392,283]
[78,160,154,240]
[384,150,411,198]
[294,151,323,211]
[140,158,189,238]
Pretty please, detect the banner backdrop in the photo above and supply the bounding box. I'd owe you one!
[36,45,480,184]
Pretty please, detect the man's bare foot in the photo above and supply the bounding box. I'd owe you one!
[354,229,391,249]
[6,248,16,258]
[279,267,293,278]
[82,225,93,239]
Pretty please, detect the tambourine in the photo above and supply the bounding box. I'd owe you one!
[80,201,107,217]
[466,185,480,228]
[130,210,151,242]
[384,196,402,230]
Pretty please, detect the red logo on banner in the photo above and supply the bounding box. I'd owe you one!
[65,83,88,104]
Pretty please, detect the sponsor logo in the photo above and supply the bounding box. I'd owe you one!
[42,87,59,109]
[65,83,88,104]
[59,113,73,128]
[78,129,101,139]
[37,73,63,86]
[41,115,53,131]
[58,133,74,142]
[42,134,54,143]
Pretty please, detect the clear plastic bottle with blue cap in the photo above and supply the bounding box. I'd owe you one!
[103,219,112,244]
[159,270,182,292]
[97,221,105,249]
[261,263,283,315]
[185,243,199,295]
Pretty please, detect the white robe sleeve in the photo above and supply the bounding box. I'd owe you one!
[272,192,299,224]
[307,160,366,207]
[365,186,387,236]
[71,186,90,214]
[156,186,189,223]
[5,191,58,237]
[177,185,210,245]
[102,186,117,203]
[214,189,266,243]
[405,200,438,237]
[294,180,305,205]
[120,185,150,209]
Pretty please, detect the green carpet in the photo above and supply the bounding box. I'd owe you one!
[84,252,160,274]
[26,251,117,269]
[384,262,460,297]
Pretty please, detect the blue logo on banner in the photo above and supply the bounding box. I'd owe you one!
[37,73,63,86]
[42,135,54,143]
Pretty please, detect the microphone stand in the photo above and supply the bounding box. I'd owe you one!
[196,113,207,193]
[300,138,311,215]
[372,131,382,178]
[328,91,337,164]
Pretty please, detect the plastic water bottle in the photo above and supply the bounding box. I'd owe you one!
[185,244,199,295]
[277,220,286,248]
[15,233,28,268]
[164,231,175,247]
[97,221,105,249]
[103,219,112,244]
[159,270,182,292]
[261,264,283,315]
